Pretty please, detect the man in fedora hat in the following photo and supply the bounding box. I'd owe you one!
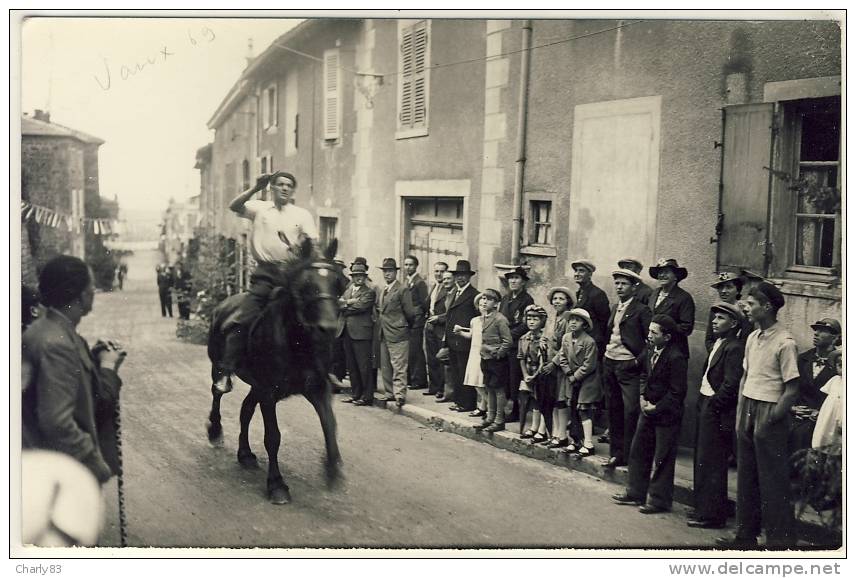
[790,317,841,453]
[403,255,430,392]
[336,261,376,406]
[424,261,450,397]
[648,258,696,359]
[602,268,653,470]
[374,258,417,408]
[571,259,611,358]
[499,265,535,422]
[617,258,653,306]
[716,282,799,550]
[444,260,480,412]
[689,302,746,529]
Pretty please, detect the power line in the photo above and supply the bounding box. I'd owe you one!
[267,19,645,81]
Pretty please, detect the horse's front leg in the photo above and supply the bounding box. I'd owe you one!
[237,388,260,468]
[259,395,290,504]
[304,372,344,488]
[207,384,224,443]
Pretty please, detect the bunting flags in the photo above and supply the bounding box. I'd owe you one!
[20,200,120,236]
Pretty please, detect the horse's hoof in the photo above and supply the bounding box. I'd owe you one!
[237,451,259,469]
[206,420,223,443]
[268,485,292,505]
[325,460,344,489]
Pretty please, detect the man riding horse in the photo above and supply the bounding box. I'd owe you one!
[214,170,319,394]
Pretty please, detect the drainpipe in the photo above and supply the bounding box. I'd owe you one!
[511,20,532,265]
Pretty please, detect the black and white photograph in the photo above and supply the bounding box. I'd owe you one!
[11,8,845,560]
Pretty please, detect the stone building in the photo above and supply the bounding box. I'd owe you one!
[21,110,104,281]
[197,17,842,441]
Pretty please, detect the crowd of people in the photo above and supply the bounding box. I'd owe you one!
[155,261,193,320]
[333,254,843,549]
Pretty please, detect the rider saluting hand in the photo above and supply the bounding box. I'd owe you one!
[214,171,319,394]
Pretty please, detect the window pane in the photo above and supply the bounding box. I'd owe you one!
[795,216,835,267]
[796,166,838,215]
[799,99,840,162]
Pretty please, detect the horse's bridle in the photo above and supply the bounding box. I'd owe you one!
[293,261,339,326]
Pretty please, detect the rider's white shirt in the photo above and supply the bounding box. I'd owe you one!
[242,200,318,264]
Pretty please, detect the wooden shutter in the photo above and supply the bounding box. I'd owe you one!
[323,49,341,140]
[718,103,774,273]
[399,20,428,131]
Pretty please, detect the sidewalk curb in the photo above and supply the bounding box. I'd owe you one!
[366,394,840,547]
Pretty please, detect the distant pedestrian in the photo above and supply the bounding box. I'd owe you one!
[403,255,429,391]
[468,289,512,433]
[716,282,800,550]
[173,261,193,320]
[613,314,687,514]
[156,264,173,318]
[116,262,128,291]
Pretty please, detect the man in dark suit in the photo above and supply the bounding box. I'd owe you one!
[602,269,653,470]
[424,261,449,397]
[613,314,688,514]
[435,270,458,402]
[499,266,535,422]
[403,255,430,391]
[173,262,193,320]
[374,258,417,407]
[444,260,479,412]
[617,258,654,306]
[790,317,840,453]
[22,255,126,485]
[156,264,173,318]
[337,262,376,406]
[689,302,746,528]
[572,259,611,358]
[648,258,696,359]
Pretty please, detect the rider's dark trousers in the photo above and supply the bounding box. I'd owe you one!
[220,263,280,375]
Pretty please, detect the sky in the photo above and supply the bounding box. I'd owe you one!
[20,17,300,219]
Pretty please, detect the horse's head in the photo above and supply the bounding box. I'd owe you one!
[289,237,340,334]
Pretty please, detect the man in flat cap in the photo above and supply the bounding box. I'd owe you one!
[572,259,611,359]
[617,258,653,306]
[790,317,841,453]
[648,258,696,359]
[705,272,752,351]
[716,282,800,550]
[602,268,652,470]
[689,302,746,529]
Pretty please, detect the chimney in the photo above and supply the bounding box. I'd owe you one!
[245,38,254,68]
[34,109,51,123]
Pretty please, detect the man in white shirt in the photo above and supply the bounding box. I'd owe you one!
[214,171,318,394]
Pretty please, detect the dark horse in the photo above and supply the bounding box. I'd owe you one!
[206,238,342,504]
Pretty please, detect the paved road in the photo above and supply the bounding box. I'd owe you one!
[82,249,732,549]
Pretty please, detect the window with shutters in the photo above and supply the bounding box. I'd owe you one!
[323,49,341,141]
[262,83,278,130]
[397,20,430,139]
[716,83,840,281]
